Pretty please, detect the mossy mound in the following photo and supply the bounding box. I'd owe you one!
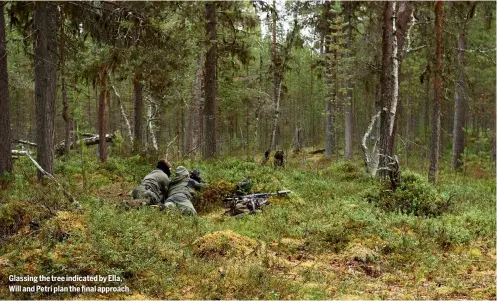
[365,171,451,217]
[347,244,378,263]
[321,161,364,181]
[192,230,263,260]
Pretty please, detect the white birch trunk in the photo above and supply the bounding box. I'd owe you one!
[146,97,158,151]
[389,2,399,136]
[111,84,133,144]
[361,111,382,177]
[270,81,282,150]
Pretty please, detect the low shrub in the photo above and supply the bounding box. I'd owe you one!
[365,171,451,217]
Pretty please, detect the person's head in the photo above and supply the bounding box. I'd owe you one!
[156,159,171,177]
[175,166,189,178]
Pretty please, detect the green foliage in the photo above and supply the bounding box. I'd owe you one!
[0,154,495,299]
[365,171,451,217]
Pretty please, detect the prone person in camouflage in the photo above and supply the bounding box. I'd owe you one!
[162,166,205,215]
[131,159,171,206]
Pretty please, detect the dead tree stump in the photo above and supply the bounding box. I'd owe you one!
[388,155,401,191]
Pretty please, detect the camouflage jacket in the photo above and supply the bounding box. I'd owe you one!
[141,169,170,201]
[167,175,205,199]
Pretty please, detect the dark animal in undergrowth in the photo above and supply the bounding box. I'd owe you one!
[261,150,270,165]
[274,150,284,168]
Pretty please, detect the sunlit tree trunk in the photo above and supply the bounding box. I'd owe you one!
[0,1,12,175]
[429,0,444,183]
[34,1,58,180]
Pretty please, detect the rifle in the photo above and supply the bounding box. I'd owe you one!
[224,190,291,202]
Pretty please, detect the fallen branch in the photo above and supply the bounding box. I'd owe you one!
[12,150,29,156]
[24,150,81,209]
[14,139,37,147]
[182,143,202,160]
[55,133,116,156]
[308,148,325,155]
[80,133,98,138]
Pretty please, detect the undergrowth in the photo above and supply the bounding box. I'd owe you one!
[0,151,495,299]
[365,171,452,217]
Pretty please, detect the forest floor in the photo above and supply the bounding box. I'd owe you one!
[0,149,495,300]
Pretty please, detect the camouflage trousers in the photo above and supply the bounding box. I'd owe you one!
[131,185,161,205]
[163,193,197,216]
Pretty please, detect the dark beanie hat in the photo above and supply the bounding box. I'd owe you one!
[157,159,171,177]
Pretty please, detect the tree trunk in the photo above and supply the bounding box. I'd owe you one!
[133,76,143,151]
[344,2,353,160]
[381,2,413,169]
[310,55,315,146]
[389,2,399,139]
[184,104,192,155]
[61,64,70,154]
[146,97,158,151]
[245,101,250,158]
[270,81,282,150]
[429,1,444,183]
[98,67,108,162]
[378,1,394,178]
[424,64,431,162]
[0,1,12,175]
[180,104,185,154]
[204,1,217,159]
[361,111,381,177]
[295,127,303,151]
[451,16,469,170]
[270,0,282,151]
[185,53,204,157]
[111,83,133,143]
[34,1,58,180]
[323,1,334,158]
[59,10,71,155]
[194,54,204,156]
